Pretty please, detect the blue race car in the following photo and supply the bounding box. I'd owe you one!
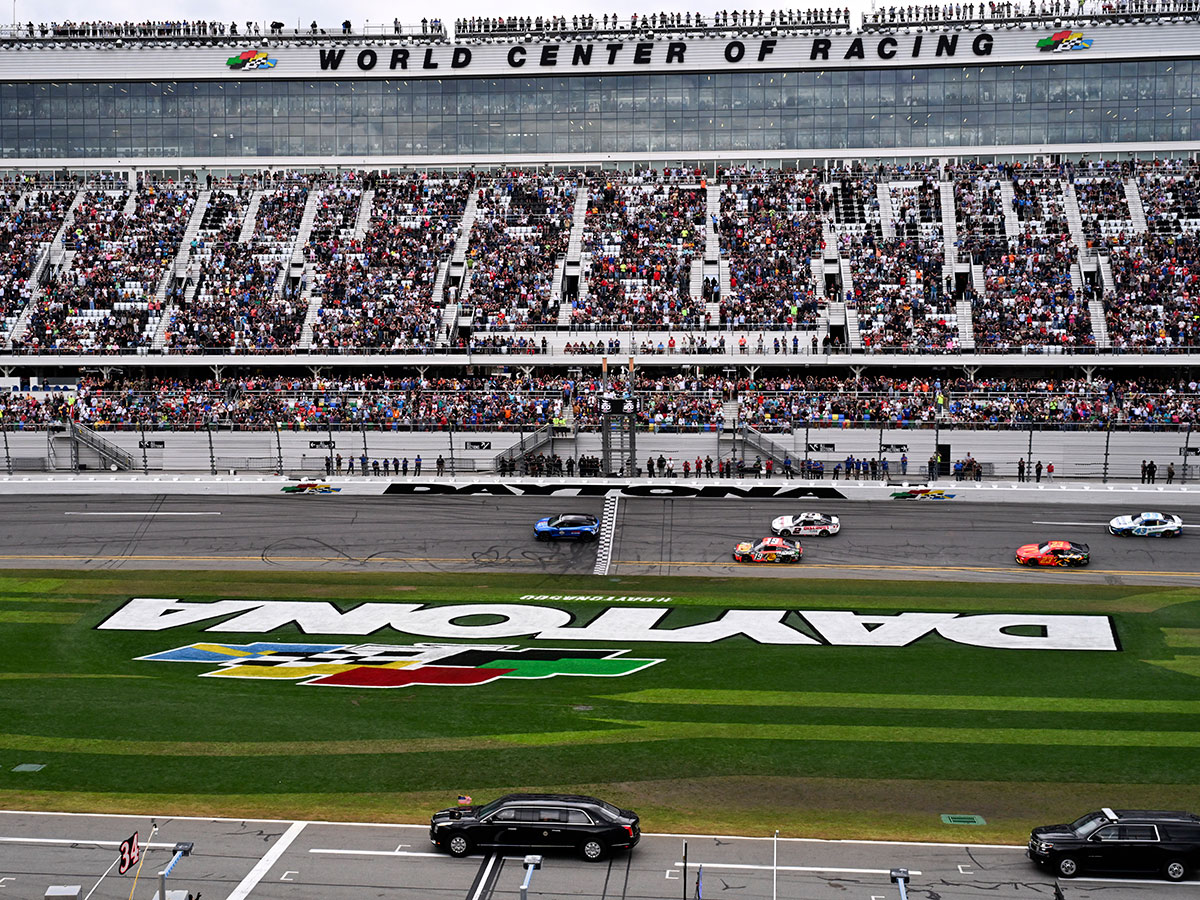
[534,513,600,542]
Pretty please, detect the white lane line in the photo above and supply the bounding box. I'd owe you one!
[651,831,1025,850]
[468,852,501,900]
[64,512,222,516]
[226,820,307,900]
[1077,876,1196,886]
[0,836,176,849]
[674,862,923,875]
[310,848,443,858]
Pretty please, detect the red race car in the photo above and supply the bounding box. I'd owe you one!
[1015,540,1090,567]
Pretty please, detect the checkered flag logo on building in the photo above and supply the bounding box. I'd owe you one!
[137,642,662,688]
[1037,30,1093,52]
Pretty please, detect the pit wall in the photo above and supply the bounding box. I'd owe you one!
[1,426,1196,484]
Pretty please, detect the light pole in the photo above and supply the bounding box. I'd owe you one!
[891,867,910,900]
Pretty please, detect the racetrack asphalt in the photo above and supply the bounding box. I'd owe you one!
[0,809,1176,900]
[2,493,1200,584]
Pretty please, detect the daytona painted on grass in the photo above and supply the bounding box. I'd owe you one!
[0,569,1198,841]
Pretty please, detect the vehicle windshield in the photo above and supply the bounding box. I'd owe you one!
[546,515,567,527]
[1070,812,1109,837]
[594,798,622,817]
[476,798,508,819]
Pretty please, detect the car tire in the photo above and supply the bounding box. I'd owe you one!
[1164,859,1188,882]
[1056,856,1079,878]
[447,834,472,858]
[581,532,596,543]
[781,528,793,536]
[819,529,830,537]
[535,533,547,542]
[1171,529,1183,538]
[580,838,608,862]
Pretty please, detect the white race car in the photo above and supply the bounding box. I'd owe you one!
[770,512,840,537]
[1108,511,1184,537]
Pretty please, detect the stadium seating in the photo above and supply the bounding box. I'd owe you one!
[1,161,1200,358]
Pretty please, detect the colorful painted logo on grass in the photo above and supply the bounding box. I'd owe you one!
[1037,30,1092,52]
[280,482,340,494]
[227,49,277,70]
[891,488,956,501]
[137,641,661,688]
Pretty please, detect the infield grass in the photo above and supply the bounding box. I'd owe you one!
[0,568,1198,842]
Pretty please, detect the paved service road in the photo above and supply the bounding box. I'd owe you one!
[3,494,1200,584]
[0,810,1180,900]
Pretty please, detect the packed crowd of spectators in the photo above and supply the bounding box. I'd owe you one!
[862,0,1196,25]
[466,173,575,329]
[6,371,1200,432]
[574,173,705,328]
[1103,233,1200,351]
[848,233,955,353]
[1010,176,1070,235]
[166,184,311,352]
[0,189,75,347]
[1075,174,1133,242]
[454,8,853,36]
[1139,167,1200,235]
[954,176,1006,238]
[969,233,1092,351]
[8,161,1200,356]
[17,186,197,353]
[309,174,468,352]
[718,171,824,329]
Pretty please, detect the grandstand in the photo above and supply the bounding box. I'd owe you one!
[2,5,1200,475]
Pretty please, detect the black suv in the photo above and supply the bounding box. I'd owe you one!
[430,793,640,862]
[1028,808,1200,881]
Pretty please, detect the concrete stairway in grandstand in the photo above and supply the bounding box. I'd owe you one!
[1069,260,1084,299]
[998,178,1019,238]
[970,262,985,296]
[1124,178,1148,234]
[121,190,139,218]
[843,298,862,350]
[811,257,825,300]
[720,399,739,434]
[955,298,976,351]
[560,185,590,324]
[296,269,320,350]
[704,183,723,321]
[1061,179,1088,251]
[8,189,86,347]
[445,191,479,303]
[238,190,265,243]
[352,189,375,241]
[439,302,460,342]
[705,183,722,261]
[149,190,210,350]
[877,182,895,241]
[1088,298,1111,350]
[290,191,321,270]
[1097,252,1115,295]
[939,181,958,265]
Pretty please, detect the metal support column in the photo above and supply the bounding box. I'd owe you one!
[2,423,10,475]
[140,421,148,475]
[207,424,216,475]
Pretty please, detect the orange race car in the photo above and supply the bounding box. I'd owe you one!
[732,536,802,564]
[1015,540,1090,567]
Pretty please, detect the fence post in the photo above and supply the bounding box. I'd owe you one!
[1184,422,1193,485]
[3,422,10,476]
[140,420,149,475]
[1102,419,1111,484]
[275,427,284,475]
[207,423,216,475]
[1026,420,1034,479]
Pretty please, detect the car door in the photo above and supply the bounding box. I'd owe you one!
[529,807,574,849]
[1118,825,1160,873]
[481,807,524,849]
[1085,824,1124,871]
